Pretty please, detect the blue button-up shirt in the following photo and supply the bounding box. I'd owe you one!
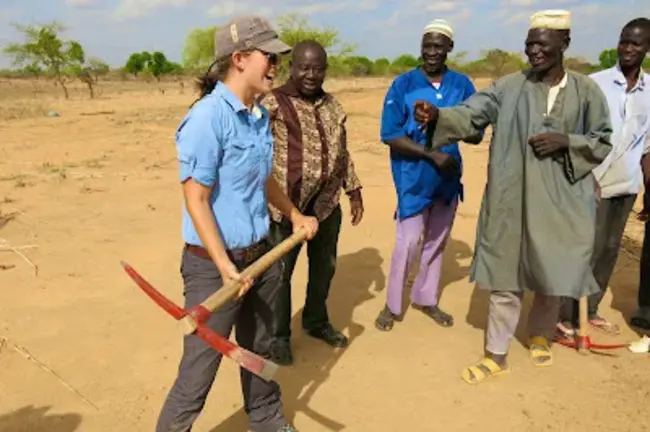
[380,67,478,219]
[590,64,650,198]
[175,82,273,249]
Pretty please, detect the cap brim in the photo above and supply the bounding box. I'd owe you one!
[256,38,292,54]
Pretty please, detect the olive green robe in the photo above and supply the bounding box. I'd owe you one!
[430,70,613,299]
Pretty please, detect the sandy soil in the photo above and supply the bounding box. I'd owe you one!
[1,76,649,432]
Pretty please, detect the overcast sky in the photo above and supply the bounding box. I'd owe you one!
[0,0,647,69]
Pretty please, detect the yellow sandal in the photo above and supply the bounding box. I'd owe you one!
[461,357,510,384]
[529,336,553,367]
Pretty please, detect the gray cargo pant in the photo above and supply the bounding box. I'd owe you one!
[486,291,560,355]
[156,244,286,432]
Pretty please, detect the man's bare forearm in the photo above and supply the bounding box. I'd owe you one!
[642,154,650,187]
[384,137,432,160]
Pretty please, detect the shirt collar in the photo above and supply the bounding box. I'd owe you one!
[214,82,245,111]
[213,82,265,120]
[612,62,646,90]
[275,79,328,105]
[416,65,450,87]
[556,71,568,89]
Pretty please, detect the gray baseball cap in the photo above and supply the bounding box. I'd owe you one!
[214,15,292,59]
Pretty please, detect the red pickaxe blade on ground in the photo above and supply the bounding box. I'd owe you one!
[554,296,629,354]
[120,261,279,381]
[554,335,628,352]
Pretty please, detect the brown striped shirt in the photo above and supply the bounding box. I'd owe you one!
[259,82,362,223]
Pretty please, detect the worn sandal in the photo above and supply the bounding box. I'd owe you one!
[461,357,510,384]
[413,304,454,327]
[529,336,553,366]
[588,316,620,335]
[375,305,396,331]
[556,322,575,339]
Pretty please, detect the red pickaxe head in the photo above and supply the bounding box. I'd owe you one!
[120,261,279,381]
[554,334,628,354]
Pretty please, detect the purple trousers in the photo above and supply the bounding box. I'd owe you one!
[386,199,458,315]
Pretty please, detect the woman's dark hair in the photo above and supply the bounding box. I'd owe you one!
[190,50,255,107]
[190,56,232,107]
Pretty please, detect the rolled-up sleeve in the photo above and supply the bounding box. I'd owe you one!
[380,79,408,142]
[175,101,223,187]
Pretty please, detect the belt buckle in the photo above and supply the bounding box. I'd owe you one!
[241,243,257,263]
[243,247,255,263]
[237,238,266,264]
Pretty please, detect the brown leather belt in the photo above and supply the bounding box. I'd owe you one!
[185,237,269,265]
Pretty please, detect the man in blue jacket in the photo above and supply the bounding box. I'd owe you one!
[375,19,481,331]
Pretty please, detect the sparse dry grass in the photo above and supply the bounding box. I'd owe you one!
[0,100,50,121]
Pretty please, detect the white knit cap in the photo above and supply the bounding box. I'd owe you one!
[529,10,571,30]
[423,19,453,40]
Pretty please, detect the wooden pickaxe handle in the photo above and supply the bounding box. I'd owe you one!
[180,227,309,335]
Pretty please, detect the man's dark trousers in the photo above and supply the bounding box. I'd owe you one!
[270,205,342,342]
[559,194,636,325]
[635,219,650,320]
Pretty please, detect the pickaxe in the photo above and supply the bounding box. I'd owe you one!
[554,296,628,354]
[121,228,308,381]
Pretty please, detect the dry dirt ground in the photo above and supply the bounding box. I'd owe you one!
[1,76,649,432]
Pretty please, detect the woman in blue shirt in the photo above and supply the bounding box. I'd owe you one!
[156,16,318,432]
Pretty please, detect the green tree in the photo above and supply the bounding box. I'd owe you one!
[87,57,110,81]
[372,57,390,75]
[124,50,182,81]
[276,13,356,54]
[390,54,419,74]
[481,49,526,78]
[149,51,168,81]
[182,26,217,70]
[447,50,468,70]
[23,63,43,79]
[275,13,356,77]
[124,52,148,77]
[3,21,87,98]
[344,55,373,76]
[598,48,618,69]
[163,60,183,75]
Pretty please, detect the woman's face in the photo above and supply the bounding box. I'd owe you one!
[238,49,280,94]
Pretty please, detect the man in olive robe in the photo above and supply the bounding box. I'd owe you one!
[414,9,612,384]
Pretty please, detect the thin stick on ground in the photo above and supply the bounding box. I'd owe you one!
[0,244,38,251]
[0,337,99,411]
[0,238,38,275]
[0,211,17,229]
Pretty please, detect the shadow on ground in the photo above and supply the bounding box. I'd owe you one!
[0,405,82,432]
[209,247,385,432]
